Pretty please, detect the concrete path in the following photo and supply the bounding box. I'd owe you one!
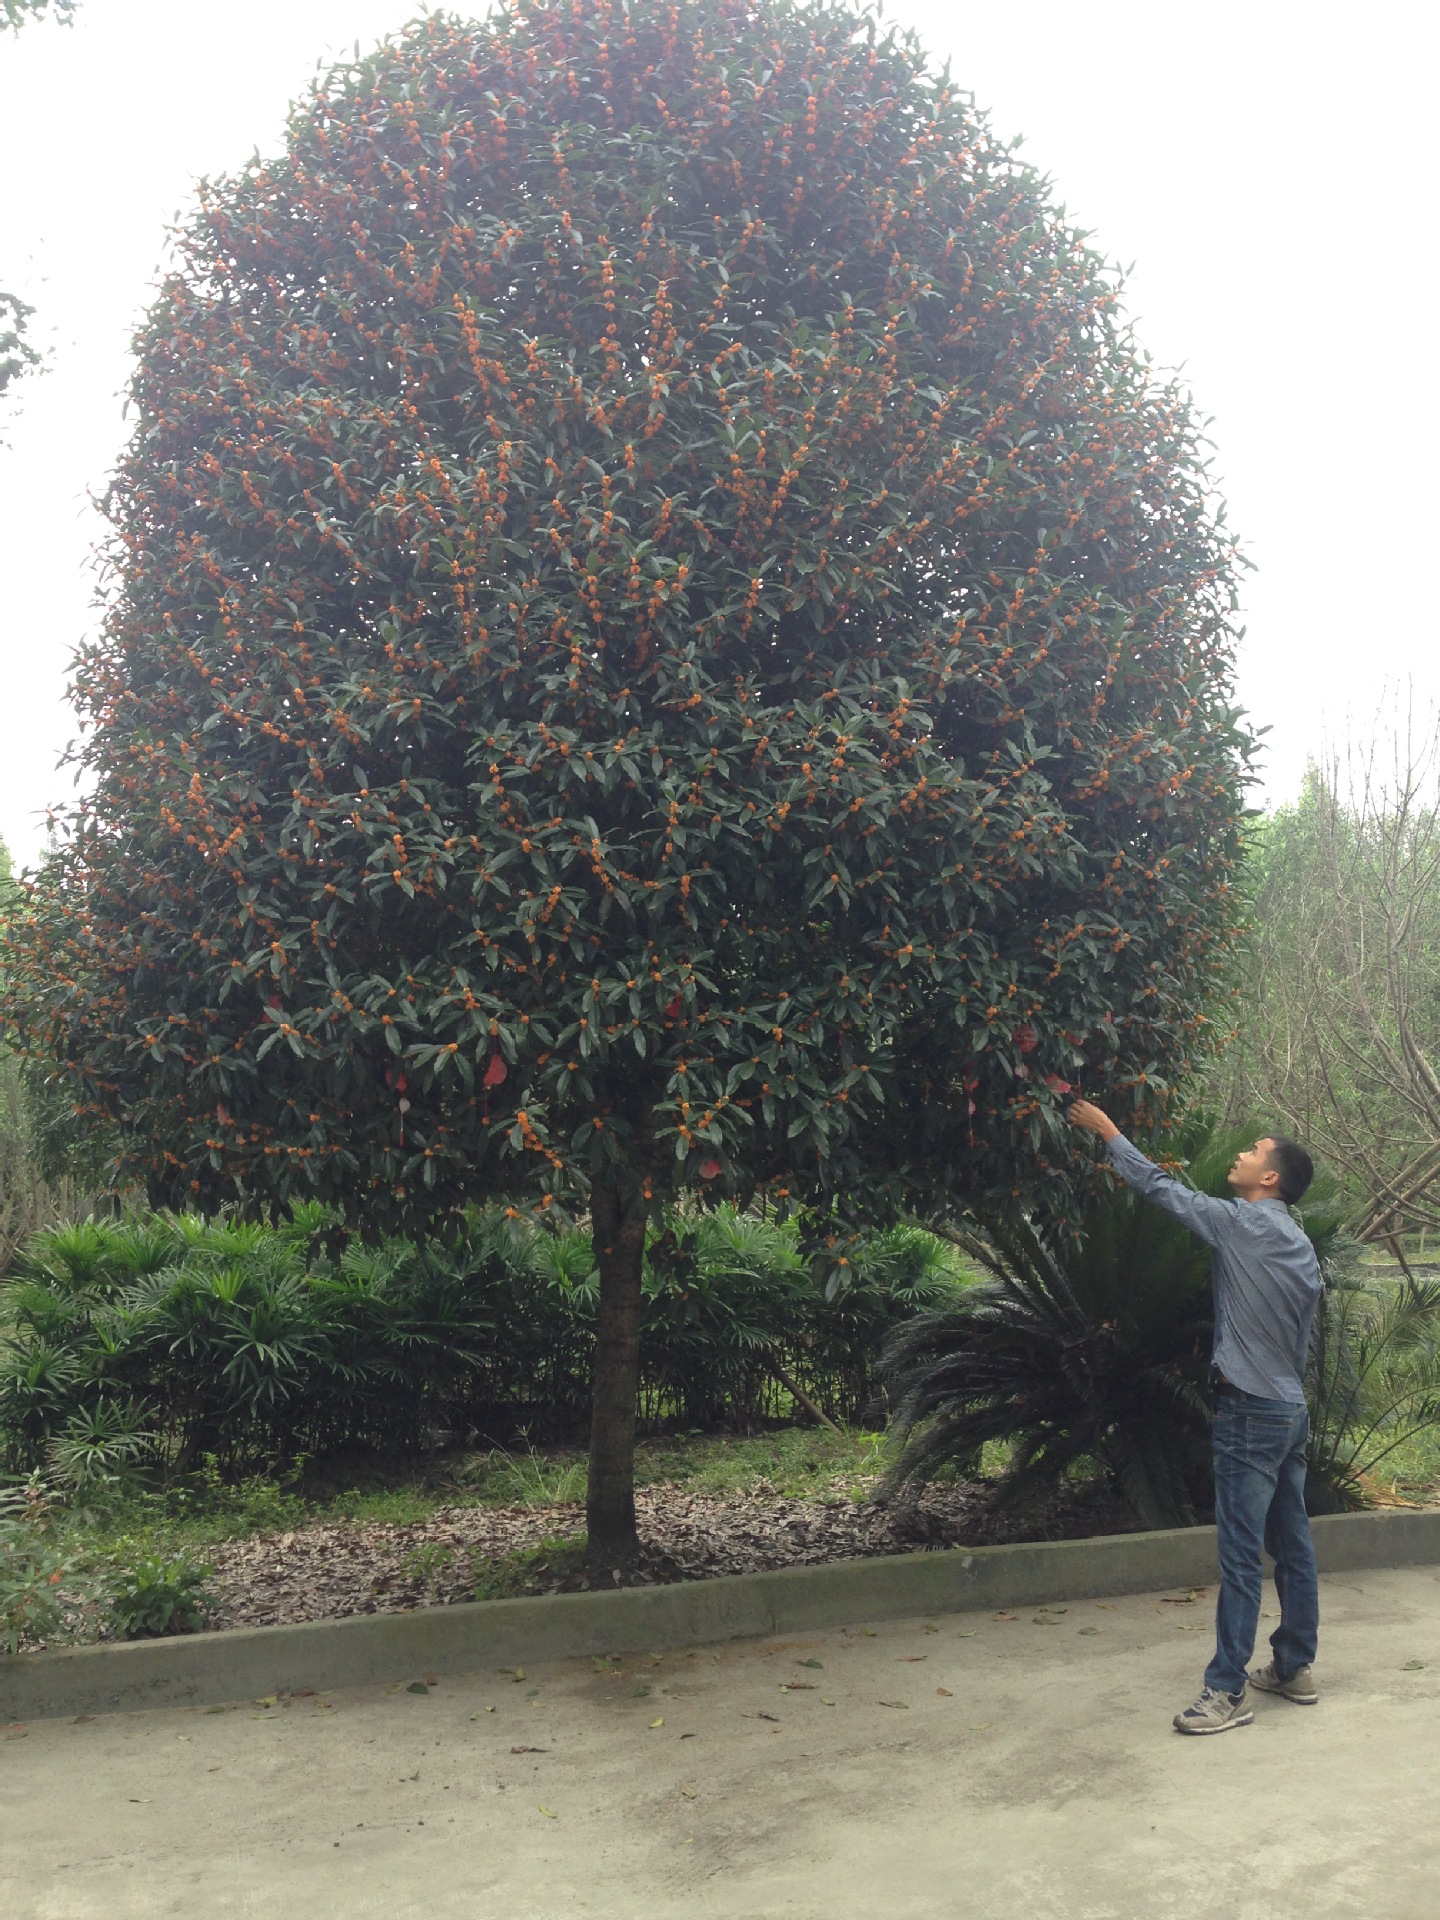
[5,1564,1438,1919]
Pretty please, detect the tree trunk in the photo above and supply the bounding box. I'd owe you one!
[586,1179,648,1572]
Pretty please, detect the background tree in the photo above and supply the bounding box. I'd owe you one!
[1216,703,1440,1250]
[1,1,77,413]
[1,835,105,1267]
[2,0,1251,1565]
[1,0,76,25]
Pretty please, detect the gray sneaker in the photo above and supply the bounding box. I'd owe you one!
[1173,1686,1254,1735]
[1249,1660,1318,1705]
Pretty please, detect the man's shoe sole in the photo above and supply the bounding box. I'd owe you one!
[1173,1708,1254,1735]
[1249,1674,1318,1705]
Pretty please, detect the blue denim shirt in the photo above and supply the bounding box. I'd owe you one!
[1105,1133,1322,1404]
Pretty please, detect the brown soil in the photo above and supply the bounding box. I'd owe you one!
[205,1478,1143,1631]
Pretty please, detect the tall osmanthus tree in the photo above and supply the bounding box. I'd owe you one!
[3,0,1252,1564]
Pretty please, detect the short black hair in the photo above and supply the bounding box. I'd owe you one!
[1263,1135,1313,1205]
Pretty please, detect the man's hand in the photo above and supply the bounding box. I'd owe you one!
[1069,1099,1121,1144]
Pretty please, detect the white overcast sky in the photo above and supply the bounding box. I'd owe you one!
[1,0,1435,868]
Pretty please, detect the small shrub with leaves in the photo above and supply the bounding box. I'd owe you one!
[45,1397,155,1491]
[0,1481,73,1653]
[107,1551,215,1640]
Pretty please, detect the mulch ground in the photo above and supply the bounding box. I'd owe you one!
[205,1478,1143,1631]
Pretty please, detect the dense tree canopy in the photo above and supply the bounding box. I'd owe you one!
[3,0,1252,1554]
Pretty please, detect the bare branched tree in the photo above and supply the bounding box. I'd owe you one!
[1217,695,1440,1246]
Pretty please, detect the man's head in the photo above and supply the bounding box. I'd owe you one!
[1228,1135,1314,1205]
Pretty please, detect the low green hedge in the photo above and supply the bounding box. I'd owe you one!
[0,1204,970,1481]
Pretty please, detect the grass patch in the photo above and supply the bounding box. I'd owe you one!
[633,1426,885,1500]
[469,1535,588,1601]
[1357,1423,1440,1499]
[39,1416,1431,1609]
[37,1426,893,1577]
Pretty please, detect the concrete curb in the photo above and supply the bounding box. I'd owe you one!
[5,1507,1438,1724]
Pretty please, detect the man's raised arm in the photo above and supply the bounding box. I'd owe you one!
[1069,1100,1233,1248]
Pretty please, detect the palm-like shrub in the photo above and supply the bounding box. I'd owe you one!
[0,1213,494,1472]
[880,1127,1351,1528]
[1,1203,970,1475]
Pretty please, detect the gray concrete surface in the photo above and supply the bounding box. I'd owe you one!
[10,1506,1439,1724]
[6,1563,1440,1919]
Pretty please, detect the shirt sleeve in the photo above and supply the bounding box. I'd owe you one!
[1104,1133,1236,1249]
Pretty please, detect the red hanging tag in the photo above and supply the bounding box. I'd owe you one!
[483,1051,508,1088]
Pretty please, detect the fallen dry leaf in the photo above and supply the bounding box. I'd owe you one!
[936,1688,953,1697]
[538,1805,557,1818]
[878,1699,909,1709]
[649,1716,665,1728]
[511,1745,548,1754]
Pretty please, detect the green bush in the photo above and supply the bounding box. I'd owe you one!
[0,1203,970,1478]
[107,1550,214,1639]
[0,1483,73,1652]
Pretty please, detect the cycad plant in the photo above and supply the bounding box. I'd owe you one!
[880,1125,1351,1528]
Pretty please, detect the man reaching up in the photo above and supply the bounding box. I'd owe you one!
[1069,1101,1323,1735]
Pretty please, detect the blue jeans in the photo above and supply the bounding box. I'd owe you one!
[1205,1388,1320,1695]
